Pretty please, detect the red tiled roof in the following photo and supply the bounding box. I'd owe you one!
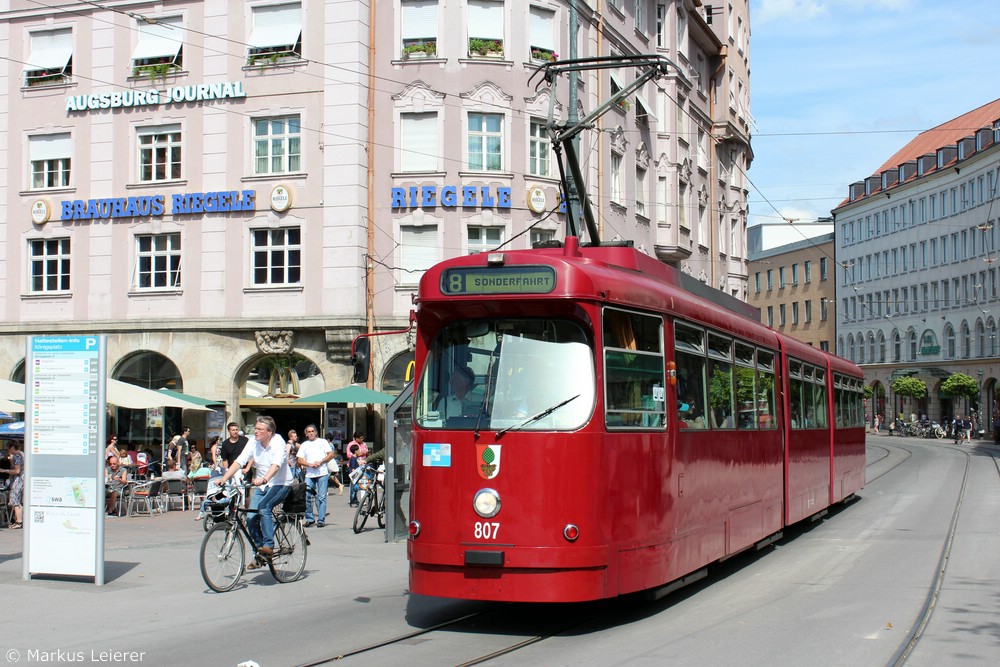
[875,97,1000,173]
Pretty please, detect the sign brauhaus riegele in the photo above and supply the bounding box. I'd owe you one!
[65,81,247,112]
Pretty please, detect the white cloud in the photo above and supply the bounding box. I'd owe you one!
[753,0,828,24]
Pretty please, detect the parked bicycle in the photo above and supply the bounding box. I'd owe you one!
[352,463,386,533]
[199,482,309,592]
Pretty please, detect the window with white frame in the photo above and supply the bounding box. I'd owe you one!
[135,233,181,289]
[635,166,647,216]
[635,0,646,32]
[247,2,302,61]
[656,4,666,48]
[609,0,622,12]
[400,112,439,172]
[530,228,555,246]
[676,8,687,50]
[138,125,181,182]
[678,181,688,228]
[23,28,73,87]
[468,112,503,171]
[529,6,556,61]
[468,0,504,56]
[610,151,623,203]
[29,134,71,190]
[253,115,301,175]
[131,15,184,73]
[400,225,439,284]
[401,0,438,56]
[468,226,503,254]
[528,118,552,177]
[657,176,667,224]
[29,238,70,293]
[251,227,301,286]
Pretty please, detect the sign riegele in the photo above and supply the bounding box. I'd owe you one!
[442,266,556,295]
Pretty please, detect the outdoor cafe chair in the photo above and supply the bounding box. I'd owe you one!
[127,479,162,516]
[189,477,209,510]
[163,478,188,511]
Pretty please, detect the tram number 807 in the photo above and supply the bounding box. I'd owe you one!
[474,522,500,540]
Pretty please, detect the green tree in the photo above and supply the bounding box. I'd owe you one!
[940,373,980,402]
[891,376,927,400]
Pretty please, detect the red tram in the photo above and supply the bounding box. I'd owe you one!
[407,238,865,603]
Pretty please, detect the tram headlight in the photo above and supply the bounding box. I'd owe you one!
[473,488,501,518]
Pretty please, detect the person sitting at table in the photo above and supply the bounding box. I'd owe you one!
[117,447,133,466]
[161,460,187,482]
[105,455,128,516]
[188,459,213,481]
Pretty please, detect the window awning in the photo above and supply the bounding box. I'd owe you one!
[248,3,302,49]
[635,92,657,121]
[131,16,184,61]
[23,29,73,73]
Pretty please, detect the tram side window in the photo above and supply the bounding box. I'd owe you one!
[813,369,828,428]
[756,350,777,429]
[603,308,665,429]
[674,322,707,428]
[789,359,805,429]
[707,333,735,428]
[735,342,756,429]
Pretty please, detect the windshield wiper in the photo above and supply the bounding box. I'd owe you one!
[473,346,499,440]
[495,394,580,439]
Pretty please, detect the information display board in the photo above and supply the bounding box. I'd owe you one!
[23,335,106,583]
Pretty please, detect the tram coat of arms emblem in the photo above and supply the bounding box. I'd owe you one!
[476,444,501,479]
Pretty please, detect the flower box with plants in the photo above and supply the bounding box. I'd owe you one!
[402,42,437,59]
[468,38,503,57]
[132,62,180,83]
[531,49,557,62]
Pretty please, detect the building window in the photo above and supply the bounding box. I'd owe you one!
[29,134,71,189]
[805,300,812,323]
[468,0,505,56]
[251,227,301,286]
[610,151,623,203]
[137,126,181,182]
[803,260,812,283]
[530,228,555,246]
[253,115,301,175]
[467,112,503,171]
[468,226,503,254]
[247,2,302,62]
[778,266,786,288]
[820,298,828,321]
[400,224,439,285]
[29,238,71,293]
[401,0,438,58]
[528,118,552,177]
[635,167,647,216]
[766,269,773,290]
[24,28,73,87]
[400,112,438,172]
[792,302,799,325]
[130,15,184,75]
[820,257,828,280]
[529,6,556,61]
[634,0,646,32]
[135,233,181,290]
[766,305,773,327]
[655,3,666,48]
[791,263,799,285]
[754,272,760,293]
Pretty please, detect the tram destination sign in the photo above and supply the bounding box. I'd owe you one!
[442,266,556,295]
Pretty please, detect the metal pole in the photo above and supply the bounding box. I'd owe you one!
[566,0,582,238]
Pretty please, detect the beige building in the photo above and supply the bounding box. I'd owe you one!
[0,0,752,450]
[747,233,836,351]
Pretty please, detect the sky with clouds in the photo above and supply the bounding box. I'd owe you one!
[747,0,1000,227]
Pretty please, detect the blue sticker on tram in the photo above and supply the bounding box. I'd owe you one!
[423,443,452,467]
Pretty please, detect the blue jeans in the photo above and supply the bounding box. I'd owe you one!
[248,484,291,550]
[305,474,329,523]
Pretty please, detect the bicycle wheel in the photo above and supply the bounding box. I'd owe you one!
[269,515,307,583]
[376,486,386,529]
[203,512,216,532]
[200,522,245,593]
[353,491,373,533]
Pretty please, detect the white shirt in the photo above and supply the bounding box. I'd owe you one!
[235,433,291,487]
[297,438,333,479]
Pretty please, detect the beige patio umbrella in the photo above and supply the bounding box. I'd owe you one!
[0,378,210,411]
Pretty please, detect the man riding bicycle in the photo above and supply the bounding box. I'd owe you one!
[216,416,291,565]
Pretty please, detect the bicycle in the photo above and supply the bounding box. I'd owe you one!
[202,480,245,532]
[199,483,309,592]
[352,463,386,533]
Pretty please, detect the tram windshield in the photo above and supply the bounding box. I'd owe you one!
[415,318,596,431]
